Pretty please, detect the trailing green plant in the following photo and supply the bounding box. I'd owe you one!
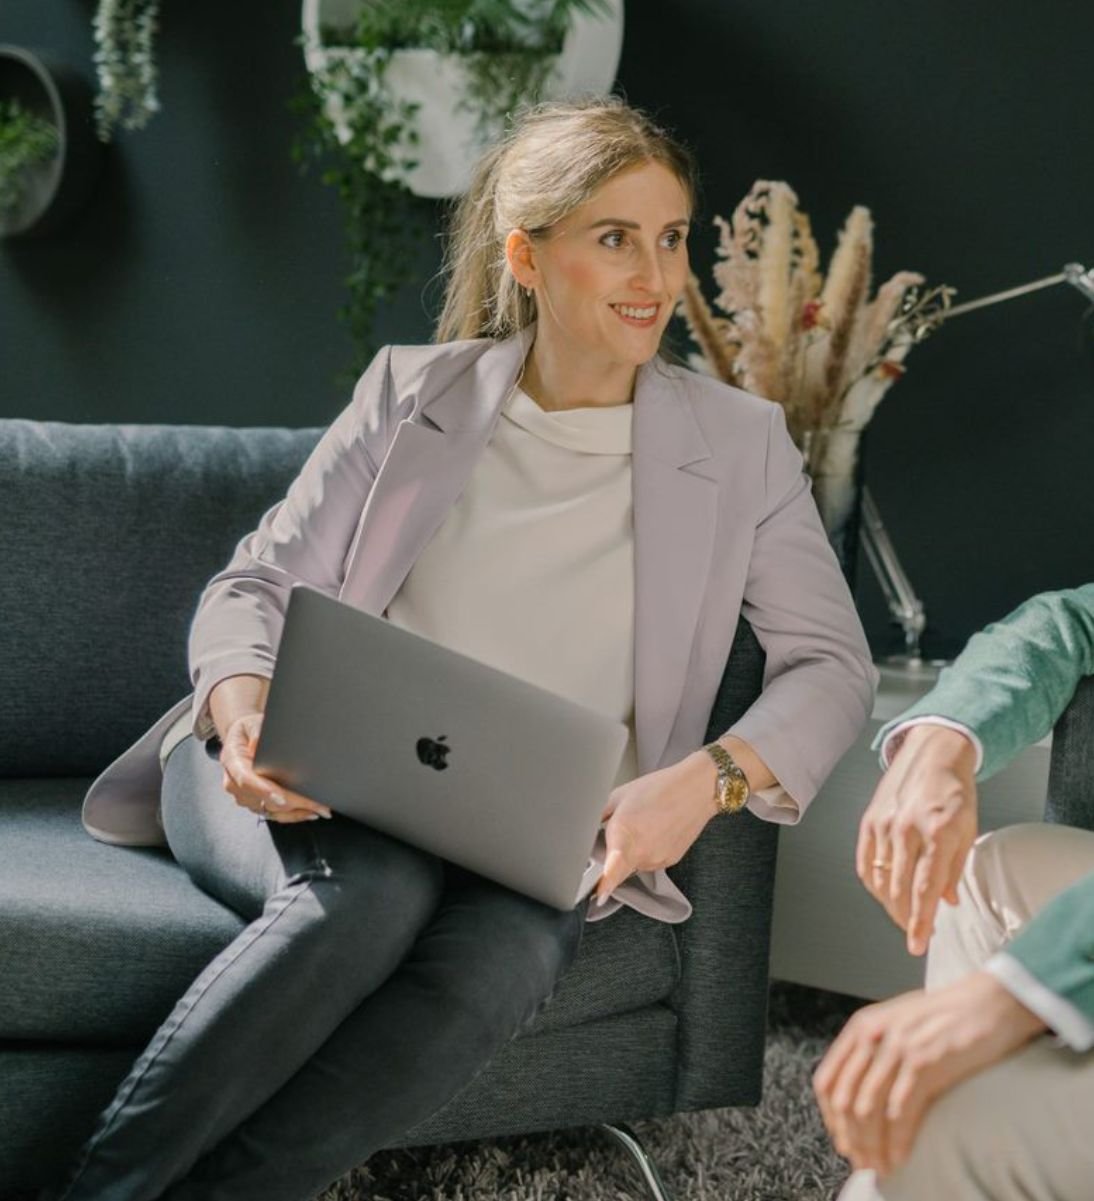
[92,0,162,140]
[293,55,431,376]
[299,0,608,370]
[0,99,58,217]
[337,0,608,135]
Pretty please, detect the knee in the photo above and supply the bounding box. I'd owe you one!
[439,902,584,1041]
[878,1066,1022,1198]
[961,822,1078,916]
[291,822,445,939]
[967,823,1054,878]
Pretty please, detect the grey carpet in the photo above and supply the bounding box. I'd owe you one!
[319,984,865,1201]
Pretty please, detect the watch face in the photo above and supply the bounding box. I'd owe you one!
[705,742,750,813]
[727,775,750,811]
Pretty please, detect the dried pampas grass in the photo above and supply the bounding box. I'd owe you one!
[680,181,952,458]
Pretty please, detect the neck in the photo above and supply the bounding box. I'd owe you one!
[520,335,638,412]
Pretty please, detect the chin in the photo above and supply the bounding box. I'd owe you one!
[621,329,669,364]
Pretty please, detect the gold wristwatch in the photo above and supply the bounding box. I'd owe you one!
[703,740,750,814]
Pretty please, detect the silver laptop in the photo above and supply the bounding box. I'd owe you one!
[254,585,628,909]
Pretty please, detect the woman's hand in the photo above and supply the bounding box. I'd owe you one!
[218,712,332,823]
[594,751,719,902]
[856,724,979,955]
[813,971,1045,1176]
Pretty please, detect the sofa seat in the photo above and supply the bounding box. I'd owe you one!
[0,778,680,1045]
[0,417,779,1194]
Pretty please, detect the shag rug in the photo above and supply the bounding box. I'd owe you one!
[319,984,864,1201]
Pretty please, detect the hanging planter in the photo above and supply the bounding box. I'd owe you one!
[300,0,625,199]
[294,0,625,371]
[0,45,104,240]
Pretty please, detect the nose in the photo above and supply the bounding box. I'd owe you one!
[629,241,666,296]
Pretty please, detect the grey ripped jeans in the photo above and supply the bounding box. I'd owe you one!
[54,735,586,1201]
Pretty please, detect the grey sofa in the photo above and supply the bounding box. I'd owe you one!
[0,418,780,1197]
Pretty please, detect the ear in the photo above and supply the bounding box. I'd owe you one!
[504,228,537,291]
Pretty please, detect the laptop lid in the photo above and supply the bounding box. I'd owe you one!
[254,586,628,909]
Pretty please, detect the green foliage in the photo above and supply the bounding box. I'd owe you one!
[92,0,162,140]
[0,99,58,217]
[293,65,431,376]
[298,0,608,371]
[338,0,607,132]
[342,0,594,53]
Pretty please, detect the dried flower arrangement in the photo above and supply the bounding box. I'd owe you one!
[92,0,162,141]
[680,181,952,554]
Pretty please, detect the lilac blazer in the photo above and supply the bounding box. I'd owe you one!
[83,329,877,847]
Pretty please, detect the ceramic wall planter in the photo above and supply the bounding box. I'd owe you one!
[0,45,104,240]
[300,0,625,199]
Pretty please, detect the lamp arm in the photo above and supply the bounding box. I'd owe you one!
[942,261,1093,321]
[860,487,927,658]
[857,261,1091,660]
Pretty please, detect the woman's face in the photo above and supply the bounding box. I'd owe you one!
[522,160,691,370]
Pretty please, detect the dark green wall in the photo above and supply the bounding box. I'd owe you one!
[4,1,1093,655]
[2,0,436,429]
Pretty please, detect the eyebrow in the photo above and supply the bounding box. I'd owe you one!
[585,218,690,231]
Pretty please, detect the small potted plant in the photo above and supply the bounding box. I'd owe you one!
[0,97,59,234]
[0,45,103,240]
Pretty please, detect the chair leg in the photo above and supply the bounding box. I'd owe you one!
[598,1122,674,1201]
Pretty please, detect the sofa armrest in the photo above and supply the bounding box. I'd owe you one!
[1045,674,1094,832]
[667,617,778,1111]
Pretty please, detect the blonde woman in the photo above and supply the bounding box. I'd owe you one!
[59,98,876,1201]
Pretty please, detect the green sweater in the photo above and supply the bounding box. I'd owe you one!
[875,585,1094,1028]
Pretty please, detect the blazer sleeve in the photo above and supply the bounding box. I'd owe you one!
[1002,868,1094,1032]
[188,346,396,737]
[872,584,1094,780]
[726,404,878,819]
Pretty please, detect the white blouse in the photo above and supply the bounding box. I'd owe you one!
[386,386,691,924]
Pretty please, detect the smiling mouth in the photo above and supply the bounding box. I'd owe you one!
[610,303,660,325]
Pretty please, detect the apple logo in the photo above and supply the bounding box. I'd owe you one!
[416,734,451,771]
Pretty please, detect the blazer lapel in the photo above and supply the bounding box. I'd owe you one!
[338,336,719,775]
[339,331,532,615]
[632,362,719,773]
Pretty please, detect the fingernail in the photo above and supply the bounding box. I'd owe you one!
[595,892,608,907]
[268,793,287,807]
[306,815,321,822]
[318,809,333,820]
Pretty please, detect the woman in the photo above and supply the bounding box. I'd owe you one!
[61,98,876,1201]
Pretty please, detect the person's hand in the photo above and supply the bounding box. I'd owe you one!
[813,971,1045,1176]
[856,724,978,954]
[219,712,332,823]
[594,752,718,903]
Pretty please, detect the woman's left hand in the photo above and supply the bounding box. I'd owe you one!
[595,751,719,902]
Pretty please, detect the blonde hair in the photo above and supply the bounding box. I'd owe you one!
[435,97,697,344]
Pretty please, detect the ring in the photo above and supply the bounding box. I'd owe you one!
[872,858,891,870]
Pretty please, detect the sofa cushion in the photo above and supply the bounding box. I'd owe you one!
[0,419,322,777]
[0,781,680,1044]
[0,778,245,1044]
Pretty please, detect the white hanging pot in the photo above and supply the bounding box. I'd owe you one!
[301,0,625,199]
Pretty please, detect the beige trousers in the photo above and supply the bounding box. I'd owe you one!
[838,823,1094,1201]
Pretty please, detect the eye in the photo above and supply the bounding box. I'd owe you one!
[662,228,686,250]
[599,230,627,249]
